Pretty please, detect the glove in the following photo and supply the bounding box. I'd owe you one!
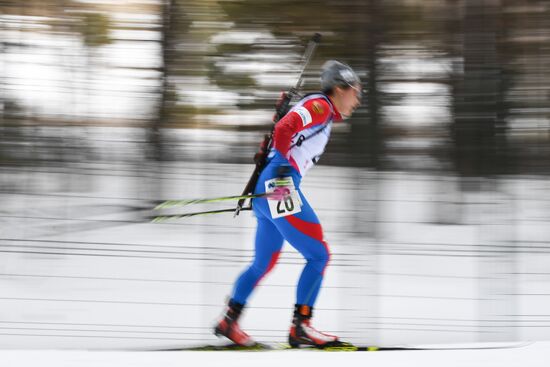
[268,186,291,201]
[267,177,292,201]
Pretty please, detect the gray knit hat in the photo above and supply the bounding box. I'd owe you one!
[320,60,361,91]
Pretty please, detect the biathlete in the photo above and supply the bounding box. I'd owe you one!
[215,60,362,348]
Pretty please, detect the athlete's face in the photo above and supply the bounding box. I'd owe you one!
[334,83,362,119]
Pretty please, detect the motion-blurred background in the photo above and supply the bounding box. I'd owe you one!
[1,0,550,349]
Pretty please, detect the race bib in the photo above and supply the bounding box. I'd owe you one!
[264,176,302,219]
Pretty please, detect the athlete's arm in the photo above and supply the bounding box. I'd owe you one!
[272,99,331,158]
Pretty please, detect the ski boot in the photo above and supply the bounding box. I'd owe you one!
[288,304,348,349]
[214,299,256,347]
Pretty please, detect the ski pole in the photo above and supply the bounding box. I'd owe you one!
[150,206,253,222]
[154,193,269,210]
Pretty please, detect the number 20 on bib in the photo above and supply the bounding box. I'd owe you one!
[264,177,302,219]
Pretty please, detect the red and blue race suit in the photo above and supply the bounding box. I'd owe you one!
[231,93,343,307]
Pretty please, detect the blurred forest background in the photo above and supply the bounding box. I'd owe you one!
[2,0,549,176]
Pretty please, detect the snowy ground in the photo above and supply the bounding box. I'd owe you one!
[1,342,549,367]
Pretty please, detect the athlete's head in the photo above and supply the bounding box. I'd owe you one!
[320,60,362,119]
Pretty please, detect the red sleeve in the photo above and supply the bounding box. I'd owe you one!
[273,98,331,158]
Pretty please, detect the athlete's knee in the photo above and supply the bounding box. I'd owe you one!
[305,241,330,273]
[251,251,281,277]
[314,246,330,264]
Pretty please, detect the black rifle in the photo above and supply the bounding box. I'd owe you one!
[234,33,322,216]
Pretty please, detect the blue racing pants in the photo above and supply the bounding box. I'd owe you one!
[231,156,330,307]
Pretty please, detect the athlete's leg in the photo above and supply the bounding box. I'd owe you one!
[231,214,284,305]
[254,190,330,307]
[282,192,330,307]
[215,206,284,345]
[216,161,297,345]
